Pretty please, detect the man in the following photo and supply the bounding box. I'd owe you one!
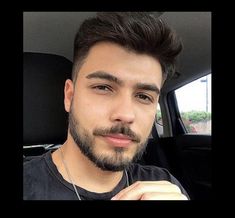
[24,12,189,200]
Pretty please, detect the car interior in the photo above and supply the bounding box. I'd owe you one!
[23,12,211,200]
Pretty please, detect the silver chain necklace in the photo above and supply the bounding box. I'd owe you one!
[59,148,129,200]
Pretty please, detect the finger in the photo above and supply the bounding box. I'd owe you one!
[113,181,175,199]
[112,181,181,200]
[140,192,189,200]
[111,181,182,200]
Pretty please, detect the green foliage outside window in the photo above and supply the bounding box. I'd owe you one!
[181,111,211,123]
[156,109,162,125]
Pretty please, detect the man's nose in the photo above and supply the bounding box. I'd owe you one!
[109,94,135,124]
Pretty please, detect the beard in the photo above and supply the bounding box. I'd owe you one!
[68,106,149,172]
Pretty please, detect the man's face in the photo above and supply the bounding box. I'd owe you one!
[64,42,162,172]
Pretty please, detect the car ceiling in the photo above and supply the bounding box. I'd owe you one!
[23,12,211,92]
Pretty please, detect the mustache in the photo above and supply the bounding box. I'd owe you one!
[93,124,141,143]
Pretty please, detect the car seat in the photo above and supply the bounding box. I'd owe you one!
[23,52,72,156]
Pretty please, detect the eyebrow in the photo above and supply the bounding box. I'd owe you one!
[86,71,160,95]
[134,83,160,95]
[86,71,123,85]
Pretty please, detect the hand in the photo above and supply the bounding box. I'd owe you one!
[111,181,188,200]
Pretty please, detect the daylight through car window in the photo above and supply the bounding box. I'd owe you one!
[175,74,211,134]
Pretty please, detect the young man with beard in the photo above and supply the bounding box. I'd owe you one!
[24,12,189,200]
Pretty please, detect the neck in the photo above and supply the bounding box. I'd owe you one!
[52,140,124,193]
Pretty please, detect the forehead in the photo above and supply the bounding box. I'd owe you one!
[76,42,163,87]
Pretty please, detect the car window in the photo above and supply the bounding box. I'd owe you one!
[156,103,162,125]
[155,103,163,136]
[175,74,211,134]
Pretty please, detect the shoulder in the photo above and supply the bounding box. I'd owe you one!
[24,152,48,175]
[23,152,52,199]
[127,163,172,182]
[24,151,55,181]
[128,163,190,199]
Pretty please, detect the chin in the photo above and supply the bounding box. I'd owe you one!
[96,160,132,172]
[93,152,133,171]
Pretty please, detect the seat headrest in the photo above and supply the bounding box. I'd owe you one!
[23,52,72,146]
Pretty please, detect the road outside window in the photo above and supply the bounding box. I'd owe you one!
[175,74,211,134]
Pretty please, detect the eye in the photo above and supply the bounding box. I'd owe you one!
[136,93,153,104]
[92,85,113,93]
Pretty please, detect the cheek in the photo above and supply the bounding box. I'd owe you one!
[137,110,156,138]
[74,93,109,127]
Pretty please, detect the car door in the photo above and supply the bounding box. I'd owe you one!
[165,75,212,200]
[142,74,212,200]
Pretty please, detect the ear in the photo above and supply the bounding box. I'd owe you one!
[64,79,74,112]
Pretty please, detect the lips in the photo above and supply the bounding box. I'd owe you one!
[101,134,133,147]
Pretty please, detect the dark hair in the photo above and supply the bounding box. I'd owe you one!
[72,12,182,83]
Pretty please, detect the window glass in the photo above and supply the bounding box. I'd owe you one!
[156,103,163,125]
[175,74,211,134]
[156,103,163,136]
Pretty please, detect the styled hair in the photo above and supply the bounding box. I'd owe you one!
[72,12,182,83]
